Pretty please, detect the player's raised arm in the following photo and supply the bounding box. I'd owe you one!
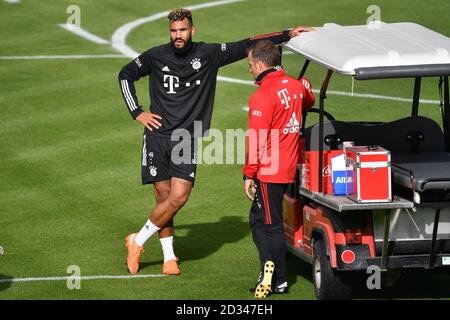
[214,25,314,67]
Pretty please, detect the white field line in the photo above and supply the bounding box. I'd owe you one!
[217,75,254,86]
[0,54,439,105]
[3,1,439,106]
[326,89,440,105]
[0,54,126,60]
[111,2,441,107]
[0,274,166,283]
[111,0,246,58]
[218,76,440,106]
[3,0,20,3]
[59,23,110,45]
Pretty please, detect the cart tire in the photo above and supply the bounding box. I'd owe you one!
[312,239,352,300]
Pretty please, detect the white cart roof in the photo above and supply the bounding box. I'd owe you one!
[284,22,450,79]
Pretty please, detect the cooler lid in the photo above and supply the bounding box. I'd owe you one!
[345,145,388,154]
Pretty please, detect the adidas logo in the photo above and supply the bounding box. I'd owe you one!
[189,172,195,178]
[135,58,142,68]
[162,66,170,72]
[283,112,300,135]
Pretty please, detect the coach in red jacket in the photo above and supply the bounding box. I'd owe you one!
[243,40,315,298]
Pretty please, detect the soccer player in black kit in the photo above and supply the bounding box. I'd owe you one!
[119,8,312,275]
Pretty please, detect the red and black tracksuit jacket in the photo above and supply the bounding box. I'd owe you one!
[243,67,315,183]
[245,67,314,285]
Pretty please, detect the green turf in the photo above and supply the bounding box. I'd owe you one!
[1,0,450,300]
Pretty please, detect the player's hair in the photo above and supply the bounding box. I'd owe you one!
[168,8,193,26]
[248,40,281,67]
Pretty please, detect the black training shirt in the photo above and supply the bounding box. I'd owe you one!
[118,30,290,138]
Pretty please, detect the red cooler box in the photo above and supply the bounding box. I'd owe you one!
[304,150,343,194]
[345,146,392,203]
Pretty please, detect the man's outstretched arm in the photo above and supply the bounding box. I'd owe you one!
[215,25,314,67]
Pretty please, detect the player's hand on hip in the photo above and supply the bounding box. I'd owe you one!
[136,112,162,131]
[289,26,315,38]
[244,178,256,202]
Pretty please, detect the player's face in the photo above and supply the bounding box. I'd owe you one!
[169,19,195,49]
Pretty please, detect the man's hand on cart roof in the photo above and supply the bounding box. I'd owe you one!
[244,178,256,202]
[136,112,162,131]
[289,26,315,38]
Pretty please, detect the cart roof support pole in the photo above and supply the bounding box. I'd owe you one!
[428,208,441,269]
[318,70,333,193]
[444,76,450,152]
[381,210,394,271]
[298,59,310,80]
[278,45,283,65]
[411,77,421,116]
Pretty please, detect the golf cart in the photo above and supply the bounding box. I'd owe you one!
[281,22,450,300]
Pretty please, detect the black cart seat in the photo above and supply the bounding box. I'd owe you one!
[392,153,450,192]
[305,116,445,153]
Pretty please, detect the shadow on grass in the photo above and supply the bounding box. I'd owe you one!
[284,253,312,291]
[0,274,13,292]
[286,255,450,299]
[140,216,249,270]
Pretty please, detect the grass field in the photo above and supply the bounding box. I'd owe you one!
[1,0,450,300]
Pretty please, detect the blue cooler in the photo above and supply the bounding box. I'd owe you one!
[331,154,352,196]
[332,170,347,195]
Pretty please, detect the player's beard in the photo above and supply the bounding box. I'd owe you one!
[171,34,193,55]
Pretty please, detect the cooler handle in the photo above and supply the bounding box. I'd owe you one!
[366,145,379,151]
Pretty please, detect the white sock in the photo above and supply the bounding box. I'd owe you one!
[160,236,176,262]
[134,219,160,247]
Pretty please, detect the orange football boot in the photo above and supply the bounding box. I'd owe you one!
[163,257,181,275]
[125,233,144,274]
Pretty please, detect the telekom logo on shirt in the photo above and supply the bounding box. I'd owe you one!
[277,88,291,109]
[163,75,202,94]
[163,75,180,94]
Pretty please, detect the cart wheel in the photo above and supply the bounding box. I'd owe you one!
[312,239,352,300]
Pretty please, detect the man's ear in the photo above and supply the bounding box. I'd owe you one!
[191,25,196,36]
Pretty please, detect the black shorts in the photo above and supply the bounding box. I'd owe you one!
[141,133,197,185]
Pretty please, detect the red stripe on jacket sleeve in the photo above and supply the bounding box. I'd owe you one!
[249,32,284,41]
